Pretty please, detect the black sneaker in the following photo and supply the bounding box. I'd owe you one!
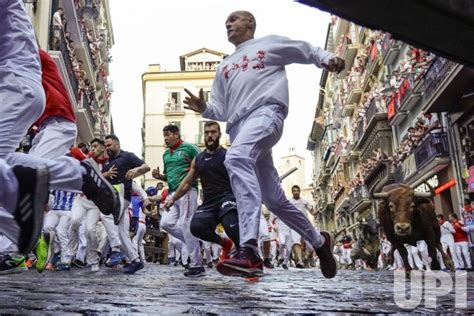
[296,263,305,269]
[315,231,337,278]
[263,258,274,269]
[282,263,289,270]
[0,254,28,275]
[80,159,122,224]
[216,247,264,278]
[72,258,86,269]
[13,166,49,254]
[184,266,206,277]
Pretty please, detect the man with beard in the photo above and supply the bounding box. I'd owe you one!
[152,124,203,277]
[103,135,150,274]
[165,121,236,276]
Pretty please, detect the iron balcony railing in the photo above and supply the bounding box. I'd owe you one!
[349,185,369,203]
[423,57,458,103]
[164,103,183,113]
[50,26,80,101]
[414,132,450,169]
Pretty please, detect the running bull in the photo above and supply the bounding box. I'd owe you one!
[373,183,454,271]
[350,218,380,269]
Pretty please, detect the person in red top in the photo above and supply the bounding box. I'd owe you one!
[28,49,77,158]
[449,213,472,270]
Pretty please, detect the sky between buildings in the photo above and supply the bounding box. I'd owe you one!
[108,0,330,185]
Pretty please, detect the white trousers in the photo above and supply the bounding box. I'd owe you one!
[278,229,293,264]
[132,222,146,263]
[441,235,460,269]
[161,188,201,268]
[225,105,324,249]
[455,241,472,269]
[341,248,353,265]
[117,199,139,262]
[43,210,71,262]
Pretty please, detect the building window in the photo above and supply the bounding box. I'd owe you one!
[204,90,211,102]
[168,121,181,132]
[165,92,181,112]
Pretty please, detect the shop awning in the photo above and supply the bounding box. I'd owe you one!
[296,0,474,66]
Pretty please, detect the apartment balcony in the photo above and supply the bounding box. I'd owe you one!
[396,133,451,184]
[355,98,389,153]
[164,103,185,116]
[347,74,363,104]
[414,133,450,170]
[362,46,381,91]
[76,96,96,141]
[364,160,395,194]
[398,76,423,113]
[323,145,336,168]
[334,19,350,46]
[381,34,402,66]
[335,186,351,213]
[338,39,360,79]
[61,0,85,46]
[421,57,465,113]
[348,185,372,214]
[342,103,355,117]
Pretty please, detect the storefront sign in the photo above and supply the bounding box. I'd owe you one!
[415,175,439,193]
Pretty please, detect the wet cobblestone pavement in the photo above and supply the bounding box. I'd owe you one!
[0,264,473,314]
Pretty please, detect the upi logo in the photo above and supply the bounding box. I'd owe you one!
[393,271,467,310]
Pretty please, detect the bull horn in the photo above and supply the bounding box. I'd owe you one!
[372,192,389,199]
[413,191,433,198]
[425,181,435,197]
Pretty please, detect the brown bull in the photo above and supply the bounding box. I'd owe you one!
[374,184,453,272]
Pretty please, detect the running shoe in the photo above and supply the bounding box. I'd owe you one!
[263,258,274,269]
[296,262,305,269]
[80,159,122,224]
[219,238,233,261]
[106,251,123,267]
[55,263,71,271]
[72,258,86,269]
[184,266,206,277]
[25,257,36,269]
[13,166,49,254]
[207,261,213,269]
[216,247,263,278]
[90,263,100,272]
[0,254,28,275]
[315,231,337,278]
[282,263,289,270]
[33,231,54,273]
[123,260,144,274]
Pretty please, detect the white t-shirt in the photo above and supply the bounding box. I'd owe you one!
[203,35,335,131]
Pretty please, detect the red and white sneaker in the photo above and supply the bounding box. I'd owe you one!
[216,247,263,278]
[219,238,233,262]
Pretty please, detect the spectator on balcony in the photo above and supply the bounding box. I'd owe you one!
[51,8,64,50]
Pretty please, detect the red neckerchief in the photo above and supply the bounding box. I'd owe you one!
[169,140,183,154]
[94,156,109,164]
[439,219,445,225]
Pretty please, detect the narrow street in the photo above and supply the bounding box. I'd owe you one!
[1,265,472,314]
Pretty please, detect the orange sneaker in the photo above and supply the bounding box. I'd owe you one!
[25,258,36,269]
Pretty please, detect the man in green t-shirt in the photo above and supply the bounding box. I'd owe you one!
[152,124,204,277]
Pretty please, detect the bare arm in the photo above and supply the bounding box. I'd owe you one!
[165,158,199,207]
[125,163,151,180]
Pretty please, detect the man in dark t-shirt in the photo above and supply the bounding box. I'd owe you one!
[103,134,150,274]
[166,121,239,277]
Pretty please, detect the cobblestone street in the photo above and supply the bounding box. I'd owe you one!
[1,265,472,314]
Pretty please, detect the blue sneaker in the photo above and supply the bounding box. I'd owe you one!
[51,252,61,266]
[123,261,144,274]
[106,251,123,267]
[56,263,71,271]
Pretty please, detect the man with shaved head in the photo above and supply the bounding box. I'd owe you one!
[184,10,344,279]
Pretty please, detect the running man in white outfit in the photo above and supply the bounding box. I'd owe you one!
[183,10,344,278]
[0,2,120,256]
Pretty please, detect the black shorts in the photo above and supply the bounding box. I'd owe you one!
[197,195,237,220]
